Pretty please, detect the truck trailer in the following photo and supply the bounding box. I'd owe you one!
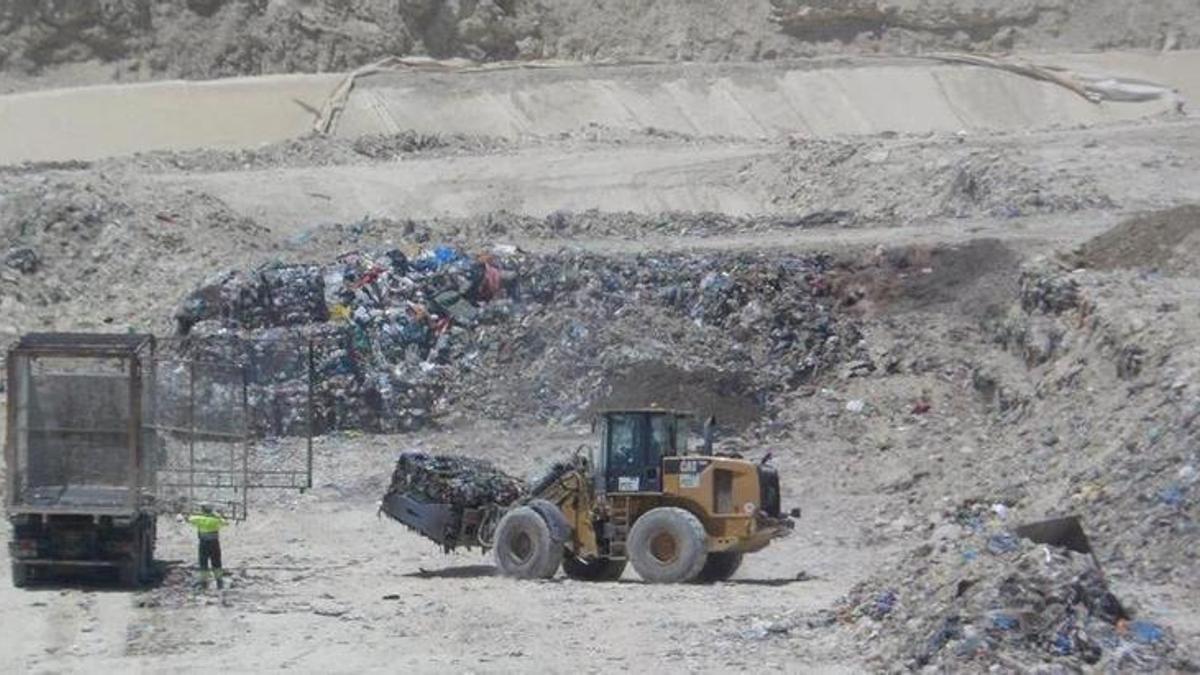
[5,334,158,586]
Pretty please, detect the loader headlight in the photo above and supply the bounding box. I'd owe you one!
[743,502,756,515]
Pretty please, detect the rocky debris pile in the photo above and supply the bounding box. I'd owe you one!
[0,174,271,336]
[173,244,864,434]
[987,259,1200,594]
[1018,264,1082,315]
[770,0,1200,52]
[122,131,506,174]
[4,246,39,274]
[987,262,1087,367]
[760,141,1116,227]
[384,452,525,509]
[0,177,135,332]
[834,503,1191,672]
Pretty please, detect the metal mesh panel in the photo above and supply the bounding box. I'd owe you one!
[152,357,251,520]
[3,334,313,519]
[10,354,137,508]
[152,335,314,519]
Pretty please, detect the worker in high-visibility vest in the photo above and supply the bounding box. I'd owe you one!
[180,504,229,589]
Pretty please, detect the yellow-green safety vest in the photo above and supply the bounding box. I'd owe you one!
[188,514,228,535]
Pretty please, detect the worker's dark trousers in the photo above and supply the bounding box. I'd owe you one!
[198,536,223,588]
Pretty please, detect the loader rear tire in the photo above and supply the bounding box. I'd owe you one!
[562,555,626,581]
[493,507,562,580]
[628,507,707,584]
[694,551,743,583]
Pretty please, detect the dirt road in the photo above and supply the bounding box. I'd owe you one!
[0,424,886,673]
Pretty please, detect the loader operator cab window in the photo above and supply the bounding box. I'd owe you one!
[604,412,683,493]
[649,414,672,458]
[609,414,639,468]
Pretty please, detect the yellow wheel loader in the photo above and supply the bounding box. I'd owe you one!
[383,409,797,583]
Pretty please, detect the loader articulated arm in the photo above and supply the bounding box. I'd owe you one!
[526,459,601,558]
[529,460,591,509]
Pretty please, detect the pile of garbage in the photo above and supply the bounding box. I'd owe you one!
[835,504,1190,672]
[173,245,511,434]
[384,452,526,509]
[172,244,864,435]
[441,249,866,426]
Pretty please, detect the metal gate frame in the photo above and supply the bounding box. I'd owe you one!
[152,336,316,520]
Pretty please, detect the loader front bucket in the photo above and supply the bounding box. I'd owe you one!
[1015,515,1093,555]
[1014,514,1129,620]
[1015,514,1106,578]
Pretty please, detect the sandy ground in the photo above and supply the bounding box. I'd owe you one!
[0,74,342,163]
[0,422,891,674]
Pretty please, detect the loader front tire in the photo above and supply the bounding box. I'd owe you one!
[493,507,562,580]
[628,507,707,584]
[562,555,626,581]
[694,551,743,583]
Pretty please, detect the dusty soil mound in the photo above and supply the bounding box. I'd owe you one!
[594,362,762,430]
[1076,205,1200,277]
[828,239,1021,317]
[0,173,270,336]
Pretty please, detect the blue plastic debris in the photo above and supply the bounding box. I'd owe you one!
[433,245,461,265]
[991,614,1019,631]
[1159,484,1185,507]
[961,549,979,563]
[1052,631,1074,655]
[412,245,465,271]
[987,532,1020,555]
[869,590,898,619]
[924,616,963,659]
[1129,621,1166,645]
[954,635,987,657]
[960,516,985,533]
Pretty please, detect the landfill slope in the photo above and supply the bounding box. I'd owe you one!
[336,58,1182,141]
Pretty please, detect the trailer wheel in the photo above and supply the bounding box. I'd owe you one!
[694,551,743,583]
[140,519,157,584]
[562,555,626,581]
[628,507,707,584]
[121,525,147,587]
[11,562,29,588]
[493,507,562,579]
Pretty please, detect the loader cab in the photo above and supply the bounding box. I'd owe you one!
[594,410,691,494]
